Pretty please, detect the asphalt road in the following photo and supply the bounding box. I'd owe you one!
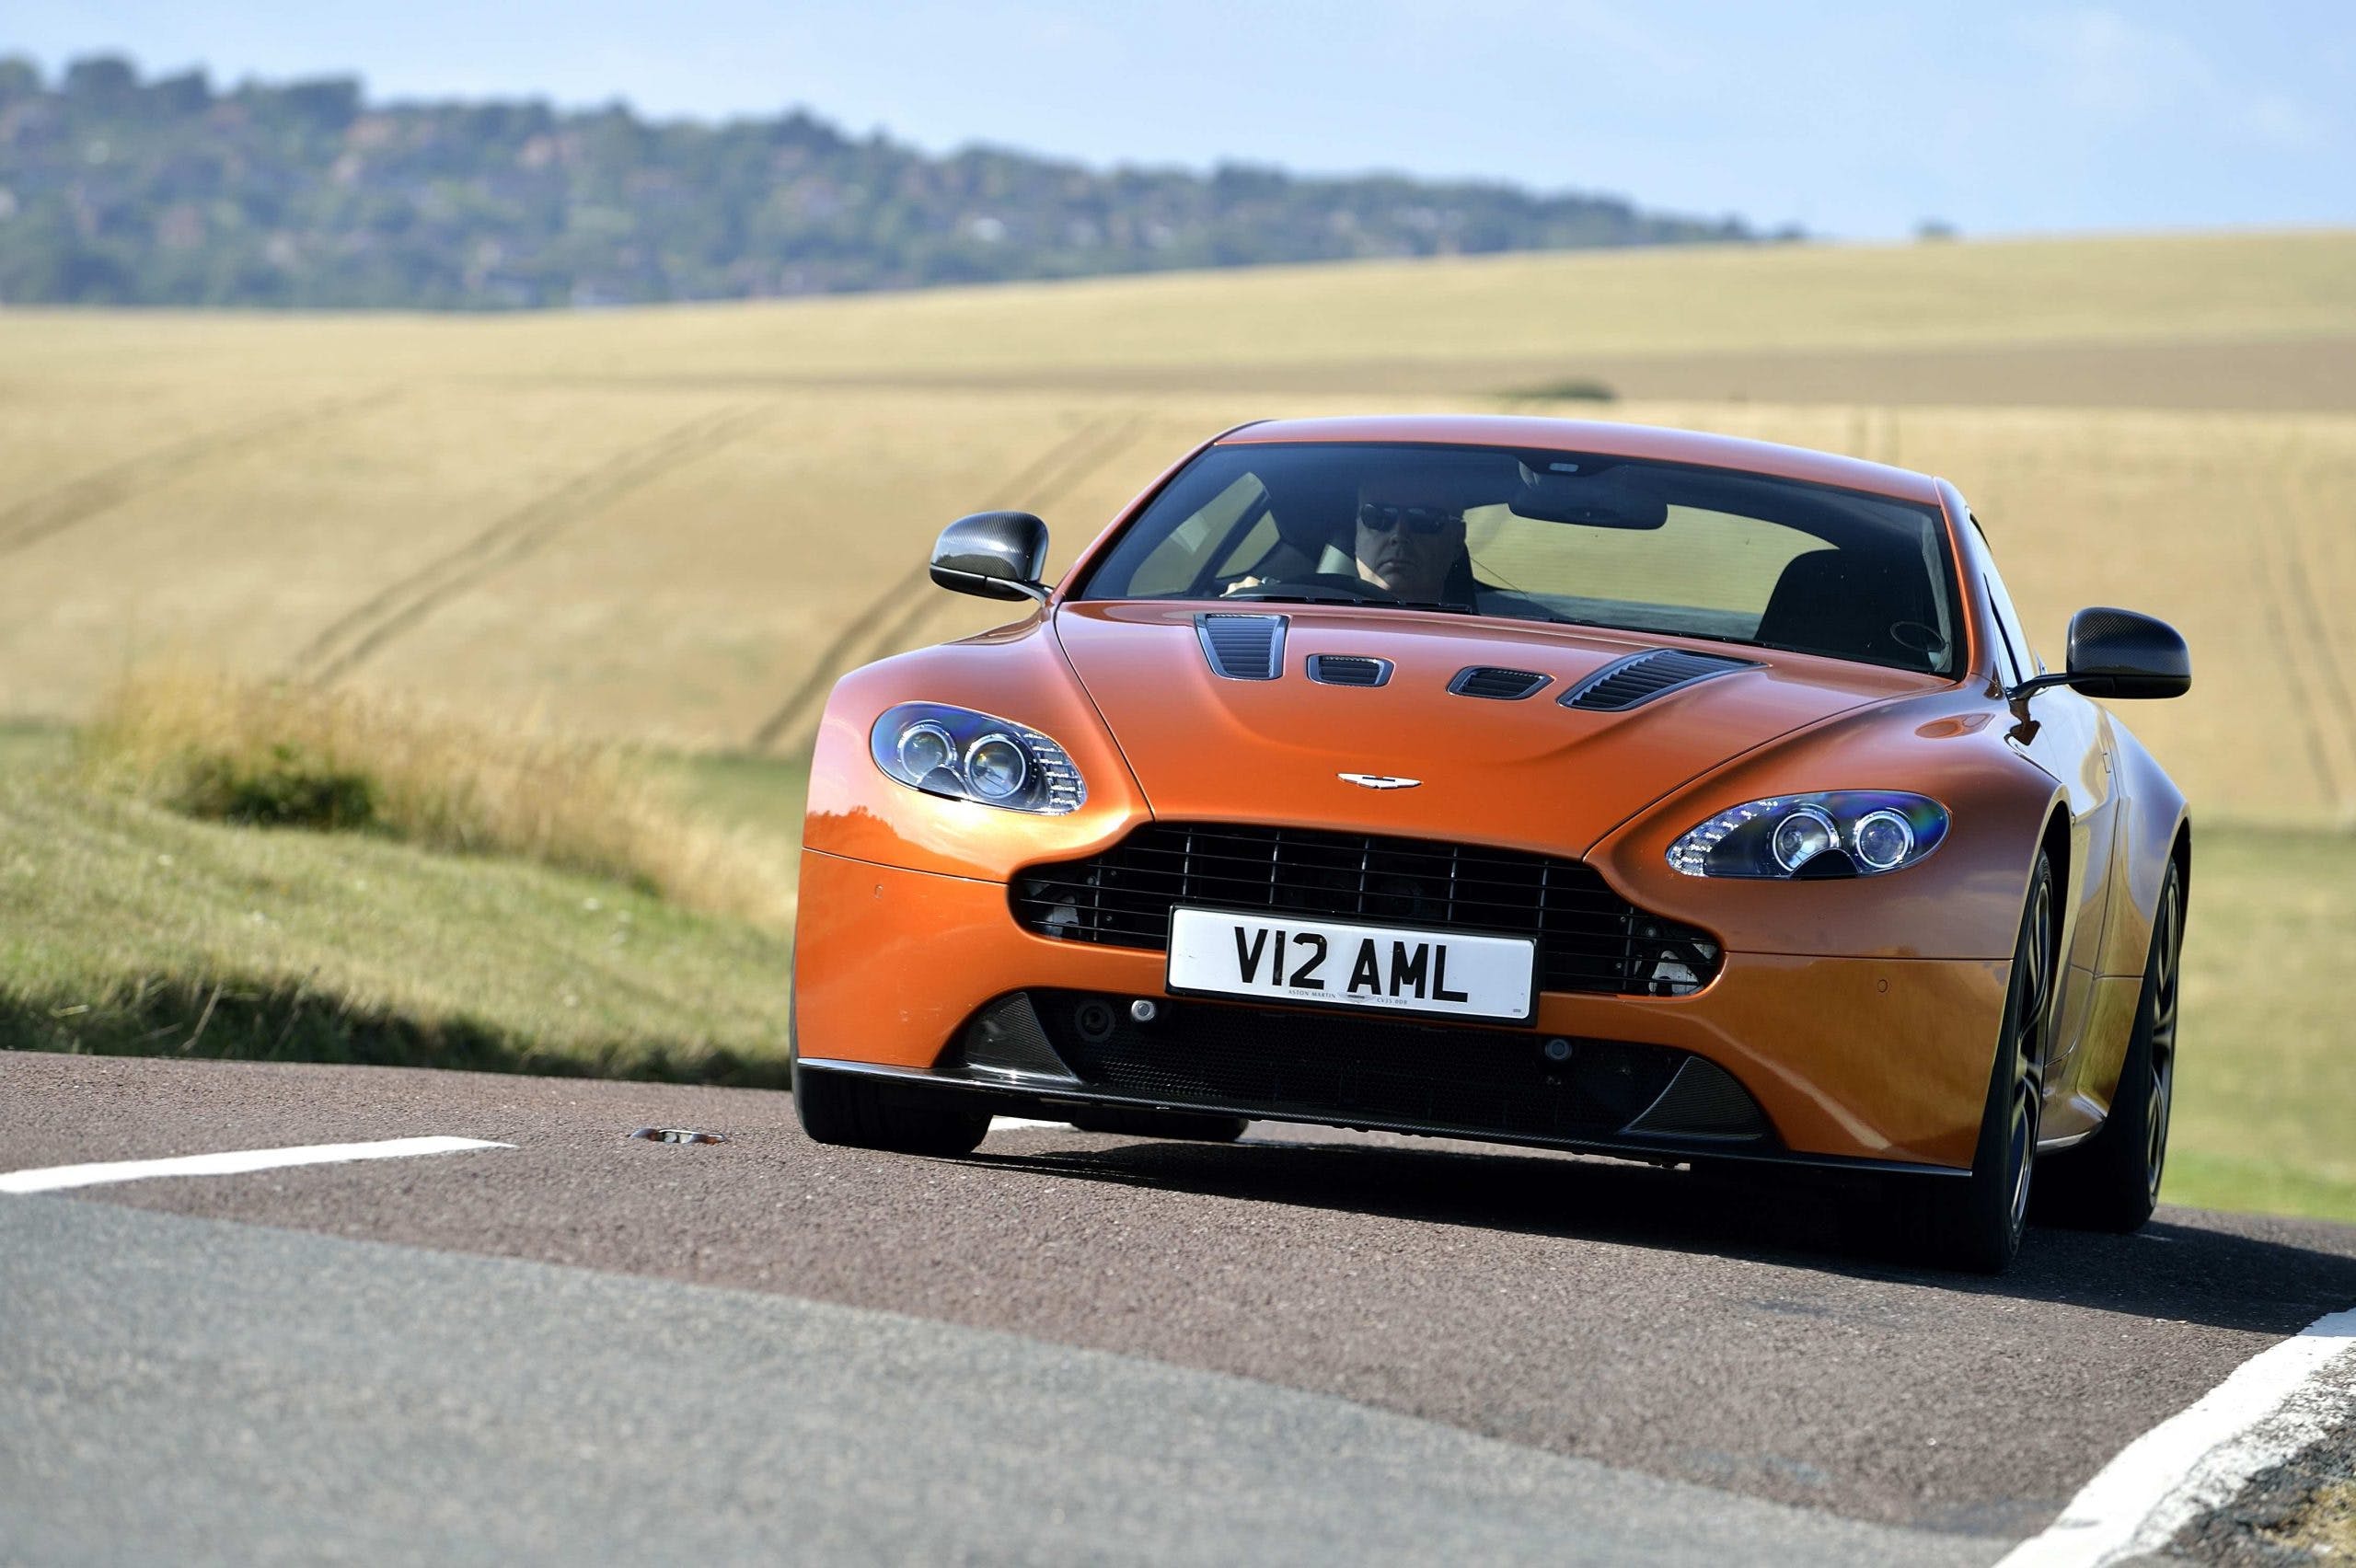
[6,1050,2356,1564]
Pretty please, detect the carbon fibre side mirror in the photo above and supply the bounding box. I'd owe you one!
[930,511,1051,603]
[2064,606,2189,699]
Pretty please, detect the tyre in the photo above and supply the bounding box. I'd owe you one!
[1067,1107,1250,1143]
[2038,859,2184,1231]
[1922,852,2057,1274]
[793,1066,990,1157]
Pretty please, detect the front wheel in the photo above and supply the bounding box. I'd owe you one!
[794,1066,990,1157]
[1922,852,2056,1274]
[2038,859,2183,1231]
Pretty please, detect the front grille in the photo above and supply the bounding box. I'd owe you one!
[1011,989,1701,1141]
[1011,823,1721,997]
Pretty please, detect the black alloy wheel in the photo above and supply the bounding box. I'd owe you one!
[793,1067,992,1157]
[2038,859,2185,1230]
[2143,870,2183,1202]
[1925,852,2056,1273]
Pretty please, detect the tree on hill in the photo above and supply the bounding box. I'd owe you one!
[0,54,1772,309]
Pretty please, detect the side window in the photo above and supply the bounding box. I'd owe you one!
[1969,512,2039,686]
[1981,567,2041,686]
[1982,577,2022,687]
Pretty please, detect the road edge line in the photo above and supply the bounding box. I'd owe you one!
[1995,1304,2356,1567]
[0,1136,515,1194]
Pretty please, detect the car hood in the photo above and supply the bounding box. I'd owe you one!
[1050,602,1943,858]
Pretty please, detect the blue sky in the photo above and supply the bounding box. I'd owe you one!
[10,1,2352,237]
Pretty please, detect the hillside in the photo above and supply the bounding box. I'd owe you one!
[4,226,2347,407]
[0,55,1756,309]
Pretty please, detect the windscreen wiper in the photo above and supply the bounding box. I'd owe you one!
[1217,589,1474,614]
[1217,591,1376,606]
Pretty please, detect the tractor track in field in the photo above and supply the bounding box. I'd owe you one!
[2250,450,2356,815]
[294,404,772,684]
[1842,407,1903,469]
[745,409,1148,755]
[2271,445,2356,789]
[0,389,398,561]
[2246,544,2339,809]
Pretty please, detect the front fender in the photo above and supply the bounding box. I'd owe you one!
[2096,717,2190,978]
[802,616,1151,881]
[1589,688,2061,961]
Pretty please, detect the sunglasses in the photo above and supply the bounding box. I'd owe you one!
[1357,502,1461,536]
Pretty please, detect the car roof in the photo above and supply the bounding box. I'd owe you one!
[1214,415,1946,507]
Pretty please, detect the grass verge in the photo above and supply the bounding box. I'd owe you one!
[77,668,797,930]
[1,726,792,1084]
[2166,823,2356,1222]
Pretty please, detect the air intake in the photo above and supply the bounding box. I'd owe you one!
[1195,614,1287,680]
[1561,649,1756,711]
[1306,654,1392,687]
[1623,1057,1770,1141]
[1448,666,1553,701]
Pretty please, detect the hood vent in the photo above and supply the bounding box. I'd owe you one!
[1561,649,1757,712]
[1306,653,1392,687]
[1448,666,1553,701]
[1195,614,1287,681]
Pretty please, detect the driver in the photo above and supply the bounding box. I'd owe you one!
[1223,475,1474,602]
[1351,477,1469,605]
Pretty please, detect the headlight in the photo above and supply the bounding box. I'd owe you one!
[1667,791,1947,879]
[869,703,1085,815]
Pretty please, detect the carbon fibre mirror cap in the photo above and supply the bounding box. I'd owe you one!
[930,511,1050,601]
[2065,606,2190,699]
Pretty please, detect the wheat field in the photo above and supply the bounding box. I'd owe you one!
[1,228,2352,821]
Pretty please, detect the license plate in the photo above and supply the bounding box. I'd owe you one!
[1165,907,1536,1023]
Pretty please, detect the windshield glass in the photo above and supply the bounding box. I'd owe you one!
[1075,441,1960,674]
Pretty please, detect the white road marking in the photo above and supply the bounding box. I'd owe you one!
[1996,1305,2356,1567]
[988,1117,1071,1133]
[0,1136,514,1195]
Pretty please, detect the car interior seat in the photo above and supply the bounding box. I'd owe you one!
[1754,549,1945,670]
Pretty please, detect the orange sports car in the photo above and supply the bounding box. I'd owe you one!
[790,416,2190,1273]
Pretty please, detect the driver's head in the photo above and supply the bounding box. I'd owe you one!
[1353,476,1469,603]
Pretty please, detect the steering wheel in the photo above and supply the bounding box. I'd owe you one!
[1889,619,1949,655]
[1221,572,1403,602]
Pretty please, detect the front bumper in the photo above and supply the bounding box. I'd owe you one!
[793,847,2007,1170]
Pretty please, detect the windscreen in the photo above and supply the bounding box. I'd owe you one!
[1077,442,1960,674]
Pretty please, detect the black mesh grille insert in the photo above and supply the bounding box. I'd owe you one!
[1306,654,1391,687]
[1449,665,1552,700]
[1020,989,1691,1141]
[1561,649,1755,711]
[1011,823,1721,997]
[1195,613,1286,680]
[1623,1057,1771,1139]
